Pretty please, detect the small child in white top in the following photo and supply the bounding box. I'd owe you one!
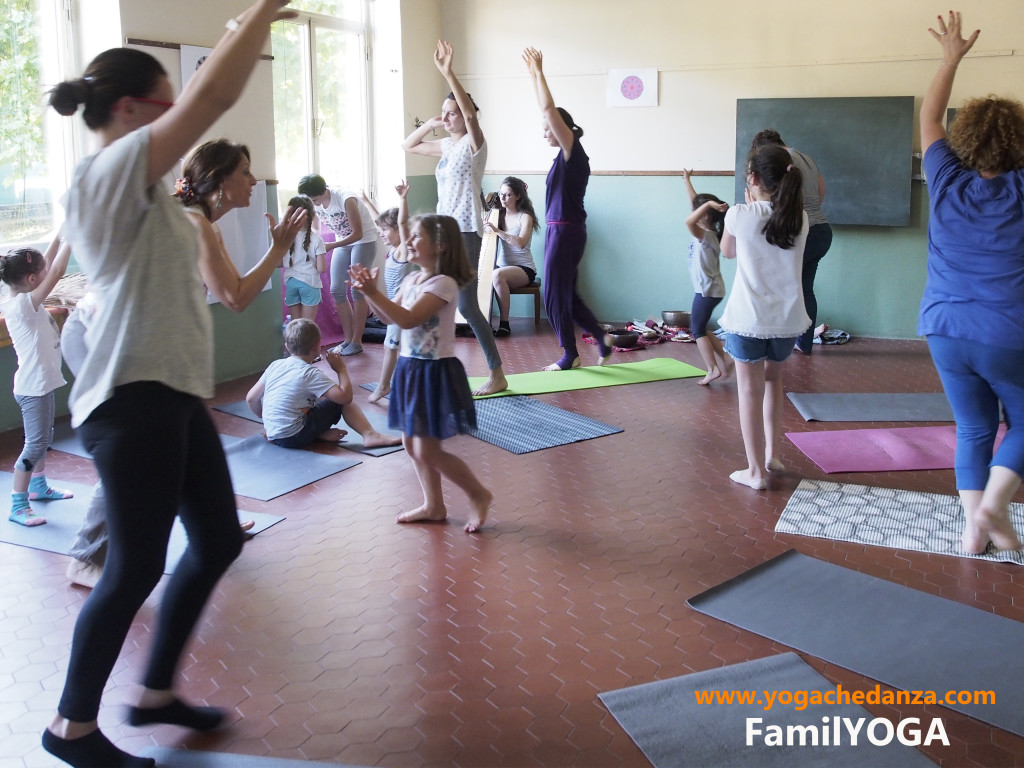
[0,234,74,526]
[246,318,402,450]
[719,144,810,491]
[348,214,491,533]
[356,182,418,403]
[281,195,326,324]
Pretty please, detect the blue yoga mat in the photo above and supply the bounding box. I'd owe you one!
[50,419,243,459]
[0,474,281,574]
[212,400,403,457]
[223,435,360,501]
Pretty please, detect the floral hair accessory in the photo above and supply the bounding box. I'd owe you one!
[174,177,192,197]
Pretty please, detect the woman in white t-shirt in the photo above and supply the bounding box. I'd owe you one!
[297,173,379,356]
[43,4,300,766]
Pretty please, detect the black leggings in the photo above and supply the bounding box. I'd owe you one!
[58,382,242,721]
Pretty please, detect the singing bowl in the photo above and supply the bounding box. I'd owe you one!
[606,330,639,348]
[662,310,690,327]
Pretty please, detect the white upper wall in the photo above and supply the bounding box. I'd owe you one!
[427,0,1024,172]
[99,0,278,179]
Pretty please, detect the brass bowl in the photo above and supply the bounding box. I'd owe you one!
[662,310,690,327]
[606,329,639,349]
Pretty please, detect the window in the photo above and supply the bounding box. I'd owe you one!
[272,2,373,204]
[0,0,75,248]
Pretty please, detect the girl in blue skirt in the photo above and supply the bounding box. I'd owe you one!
[349,214,491,532]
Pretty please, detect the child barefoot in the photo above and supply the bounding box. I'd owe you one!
[0,235,74,527]
[348,214,491,532]
[356,182,418,404]
[246,318,402,450]
[719,145,810,490]
[682,169,732,385]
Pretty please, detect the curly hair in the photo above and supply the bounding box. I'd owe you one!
[949,95,1024,174]
[497,177,541,232]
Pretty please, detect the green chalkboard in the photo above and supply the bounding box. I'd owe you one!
[735,97,915,227]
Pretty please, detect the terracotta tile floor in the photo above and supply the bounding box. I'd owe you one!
[2,320,1023,767]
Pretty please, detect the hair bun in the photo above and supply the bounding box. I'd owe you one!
[174,177,197,205]
[49,79,89,117]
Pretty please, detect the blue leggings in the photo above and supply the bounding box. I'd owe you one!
[689,294,723,339]
[927,334,1024,490]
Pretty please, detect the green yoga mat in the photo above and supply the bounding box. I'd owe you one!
[468,357,705,398]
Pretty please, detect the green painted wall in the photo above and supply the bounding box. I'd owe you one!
[0,173,930,432]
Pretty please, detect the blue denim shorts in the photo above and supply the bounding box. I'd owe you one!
[724,333,798,364]
[285,277,322,307]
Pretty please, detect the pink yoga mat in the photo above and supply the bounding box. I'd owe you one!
[787,424,1007,474]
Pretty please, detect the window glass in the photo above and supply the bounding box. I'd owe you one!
[0,0,66,246]
[287,0,362,22]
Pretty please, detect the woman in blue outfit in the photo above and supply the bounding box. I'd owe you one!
[522,47,612,371]
[919,11,1024,554]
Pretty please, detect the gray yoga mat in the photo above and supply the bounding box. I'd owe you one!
[778,479,1024,564]
[599,652,934,768]
[688,550,1024,738]
[469,395,623,454]
[142,747,363,768]
[0,474,281,574]
[50,419,243,459]
[787,393,954,422]
[223,434,360,501]
[212,400,403,457]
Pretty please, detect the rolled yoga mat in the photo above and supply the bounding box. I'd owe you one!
[0,474,281,574]
[468,357,705,399]
[787,393,955,422]
[599,652,935,768]
[688,550,1024,738]
[777,479,1024,565]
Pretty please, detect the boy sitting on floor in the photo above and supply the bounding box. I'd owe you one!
[247,318,402,450]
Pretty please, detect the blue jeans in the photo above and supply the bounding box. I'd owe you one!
[927,334,1024,489]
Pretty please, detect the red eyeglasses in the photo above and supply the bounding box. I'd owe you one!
[132,97,175,110]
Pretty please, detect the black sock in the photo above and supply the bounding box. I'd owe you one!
[42,728,155,768]
[127,698,225,731]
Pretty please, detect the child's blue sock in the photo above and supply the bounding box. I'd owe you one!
[28,473,74,501]
[11,491,29,513]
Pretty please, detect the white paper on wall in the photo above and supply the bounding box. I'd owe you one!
[180,45,214,92]
[606,68,659,108]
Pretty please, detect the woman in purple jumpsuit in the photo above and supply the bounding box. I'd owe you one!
[523,47,612,371]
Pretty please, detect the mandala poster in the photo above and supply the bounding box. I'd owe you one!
[607,68,658,107]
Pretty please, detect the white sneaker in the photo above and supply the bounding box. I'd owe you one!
[66,559,103,589]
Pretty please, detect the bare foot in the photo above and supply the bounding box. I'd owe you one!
[397,506,448,524]
[367,387,389,404]
[973,505,1023,552]
[239,520,256,533]
[729,469,767,490]
[699,367,723,386]
[598,334,614,366]
[961,516,992,555]
[542,358,580,372]
[473,371,508,396]
[465,489,492,533]
[765,457,785,474]
[362,430,403,449]
[318,428,348,442]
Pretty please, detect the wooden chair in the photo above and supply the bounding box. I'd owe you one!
[509,281,542,325]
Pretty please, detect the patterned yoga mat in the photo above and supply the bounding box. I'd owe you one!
[777,479,1024,564]
[469,396,622,454]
